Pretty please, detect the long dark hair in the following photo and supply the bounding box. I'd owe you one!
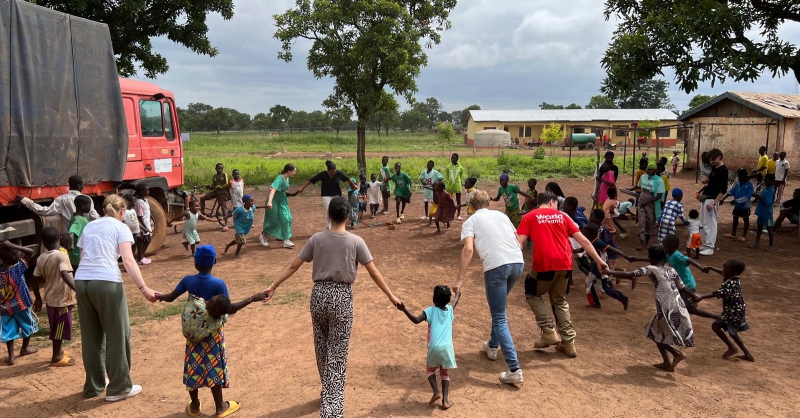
[545,182,564,198]
[281,163,296,174]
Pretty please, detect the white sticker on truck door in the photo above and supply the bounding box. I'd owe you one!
[154,158,173,173]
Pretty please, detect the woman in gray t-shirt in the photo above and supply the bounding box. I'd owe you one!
[264,196,402,417]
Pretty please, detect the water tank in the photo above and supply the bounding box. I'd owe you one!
[474,129,512,147]
[567,133,598,149]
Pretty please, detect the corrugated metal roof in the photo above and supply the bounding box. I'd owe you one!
[469,108,678,123]
[679,91,800,121]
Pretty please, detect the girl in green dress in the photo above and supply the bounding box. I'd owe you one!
[260,164,298,249]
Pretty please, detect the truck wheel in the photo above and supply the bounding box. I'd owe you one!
[586,142,595,150]
[145,196,167,256]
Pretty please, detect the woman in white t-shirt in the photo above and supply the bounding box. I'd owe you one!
[75,194,157,401]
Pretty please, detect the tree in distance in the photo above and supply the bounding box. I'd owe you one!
[457,104,481,127]
[327,106,353,137]
[688,94,716,109]
[585,95,617,109]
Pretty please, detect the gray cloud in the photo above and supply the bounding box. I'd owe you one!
[138,0,800,116]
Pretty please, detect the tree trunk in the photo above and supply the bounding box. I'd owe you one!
[384,127,389,136]
[357,117,367,174]
[336,128,340,137]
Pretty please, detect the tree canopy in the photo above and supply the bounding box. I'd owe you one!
[36,0,234,78]
[585,95,617,109]
[273,0,456,172]
[457,104,481,127]
[688,94,716,109]
[412,97,444,130]
[602,0,800,97]
[608,79,674,110]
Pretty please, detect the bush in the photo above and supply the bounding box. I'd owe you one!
[533,146,546,160]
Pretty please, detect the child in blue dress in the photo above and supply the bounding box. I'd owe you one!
[750,174,776,251]
[398,285,461,410]
[224,194,257,257]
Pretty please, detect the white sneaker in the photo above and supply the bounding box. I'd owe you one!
[259,235,269,247]
[499,369,523,385]
[420,216,428,220]
[106,384,142,402]
[283,240,295,248]
[400,214,405,220]
[396,218,402,224]
[483,341,498,361]
[699,248,714,256]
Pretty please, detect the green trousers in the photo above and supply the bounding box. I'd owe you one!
[75,280,133,398]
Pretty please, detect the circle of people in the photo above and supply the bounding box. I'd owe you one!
[4,146,792,417]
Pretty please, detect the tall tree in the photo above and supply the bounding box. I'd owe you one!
[412,97,443,130]
[290,111,309,133]
[253,113,270,132]
[37,1,234,78]
[585,95,617,109]
[565,103,582,109]
[609,79,674,110]
[399,109,429,132]
[274,0,456,173]
[602,0,800,96]
[327,106,354,137]
[269,105,293,130]
[688,94,716,109]
[308,110,329,132]
[539,102,565,110]
[207,107,230,134]
[458,104,481,127]
[437,111,453,123]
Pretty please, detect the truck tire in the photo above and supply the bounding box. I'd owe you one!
[145,196,167,256]
[586,142,595,150]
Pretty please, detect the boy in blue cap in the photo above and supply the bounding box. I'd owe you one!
[225,194,257,257]
[155,245,266,417]
[658,188,688,244]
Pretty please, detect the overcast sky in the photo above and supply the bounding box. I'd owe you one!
[142,0,800,116]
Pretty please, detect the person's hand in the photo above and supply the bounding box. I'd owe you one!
[262,286,275,302]
[395,301,406,311]
[33,298,42,312]
[267,202,273,209]
[15,195,25,202]
[705,203,714,211]
[701,266,710,274]
[249,291,267,303]
[597,260,609,274]
[389,294,402,307]
[692,294,702,303]
[153,291,163,301]
[143,288,158,302]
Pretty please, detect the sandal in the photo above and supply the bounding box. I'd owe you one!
[49,355,76,367]
[737,237,747,242]
[764,246,774,252]
[186,401,202,417]
[214,401,241,418]
[748,243,759,249]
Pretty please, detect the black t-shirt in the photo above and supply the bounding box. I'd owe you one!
[784,198,800,215]
[704,164,728,198]
[310,170,350,197]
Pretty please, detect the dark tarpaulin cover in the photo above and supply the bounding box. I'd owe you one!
[0,0,127,188]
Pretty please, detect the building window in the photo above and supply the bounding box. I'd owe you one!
[519,127,531,137]
[164,102,175,141]
[503,127,509,132]
[656,128,670,137]
[573,127,584,134]
[615,129,626,137]
[484,126,495,130]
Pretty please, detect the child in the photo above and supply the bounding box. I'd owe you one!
[658,163,671,206]
[134,184,152,265]
[367,173,382,219]
[661,234,716,319]
[444,153,465,220]
[671,151,680,176]
[464,177,478,216]
[155,245,266,417]
[432,181,457,232]
[391,162,413,224]
[657,189,687,244]
[0,240,38,365]
[581,223,640,310]
[419,160,443,220]
[750,173,776,251]
[606,245,695,372]
[357,174,368,222]
[122,193,141,253]
[170,200,213,255]
[225,194,256,257]
[397,286,461,409]
[697,259,755,362]
[225,169,245,230]
[686,209,702,258]
[59,234,73,255]
[602,187,622,240]
[492,174,523,227]
[522,178,538,212]
[30,227,76,366]
[721,168,754,242]
[67,195,92,270]
[563,197,589,229]
[347,176,361,227]
[617,198,635,220]
[589,209,620,270]
[633,158,648,190]
[201,163,229,229]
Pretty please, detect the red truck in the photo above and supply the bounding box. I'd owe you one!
[0,0,185,254]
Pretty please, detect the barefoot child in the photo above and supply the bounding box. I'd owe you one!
[697,259,755,362]
[432,181,457,232]
[134,184,152,265]
[686,210,702,259]
[0,241,38,365]
[464,178,478,217]
[397,286,461,410]
[671,151,680,176]
[419,160,443,220]
[169,200,214,255]
[367,174,382,219]
[225,194,256,257]
[606,245,695,372]
[391,162,413,224]
[721,168,754,242]
[750,174,776,251]
[30,227,76,366]
[581,222,641,310]
[155,245,266,417]
[661,234,717,319]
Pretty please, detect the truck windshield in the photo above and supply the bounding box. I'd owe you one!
[139,100,164,137]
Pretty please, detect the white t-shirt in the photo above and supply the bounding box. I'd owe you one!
[230,179,244,207]
[367,181,383,205]
[460,208,524,272]
[124,209,141,234]
[75,217,135,283]
[135,197,151,235]
[776,159,790,181]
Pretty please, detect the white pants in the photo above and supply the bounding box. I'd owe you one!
[700,199,718,250]
[323,196,335,229]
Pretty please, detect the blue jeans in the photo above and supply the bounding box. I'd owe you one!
[485,263,524,371]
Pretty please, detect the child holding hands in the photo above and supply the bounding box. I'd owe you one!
[398,286,461,410]
[698,259,755,362]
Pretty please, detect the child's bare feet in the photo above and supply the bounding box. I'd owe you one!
[442,399,454,410]
[670,351,686,370]
[224,243,232,254]
[652,362,673,372]
[429,394,442,405]
[722,347,738,359]
[735,354,755,362]
[4,355,14,366]
[19,346,37,357]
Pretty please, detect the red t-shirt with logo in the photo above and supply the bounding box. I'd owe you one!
[516,208,579,272]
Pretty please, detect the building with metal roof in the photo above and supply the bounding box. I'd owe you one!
[465,108,679,148]
[678,91,800,176]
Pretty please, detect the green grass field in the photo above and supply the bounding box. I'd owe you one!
[183,131,676,187]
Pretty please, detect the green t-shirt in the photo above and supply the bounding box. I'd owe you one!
[444,163,464,193]
[497,184,521,211]
[380,166,393,192]
[391,172,413,198]
[68,215,90,267]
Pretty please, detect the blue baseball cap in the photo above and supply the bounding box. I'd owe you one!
[242,194,253,202]
[672,188,683,197]
[194,245,217,267]
[500,173,510,181]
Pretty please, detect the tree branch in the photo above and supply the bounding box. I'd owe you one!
[751,0,800,22]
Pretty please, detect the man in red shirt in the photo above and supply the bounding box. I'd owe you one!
[516,192,607,357]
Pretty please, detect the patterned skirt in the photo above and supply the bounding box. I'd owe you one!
[184,327,230,390]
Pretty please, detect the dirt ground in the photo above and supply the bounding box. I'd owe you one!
[2,173,799,418]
